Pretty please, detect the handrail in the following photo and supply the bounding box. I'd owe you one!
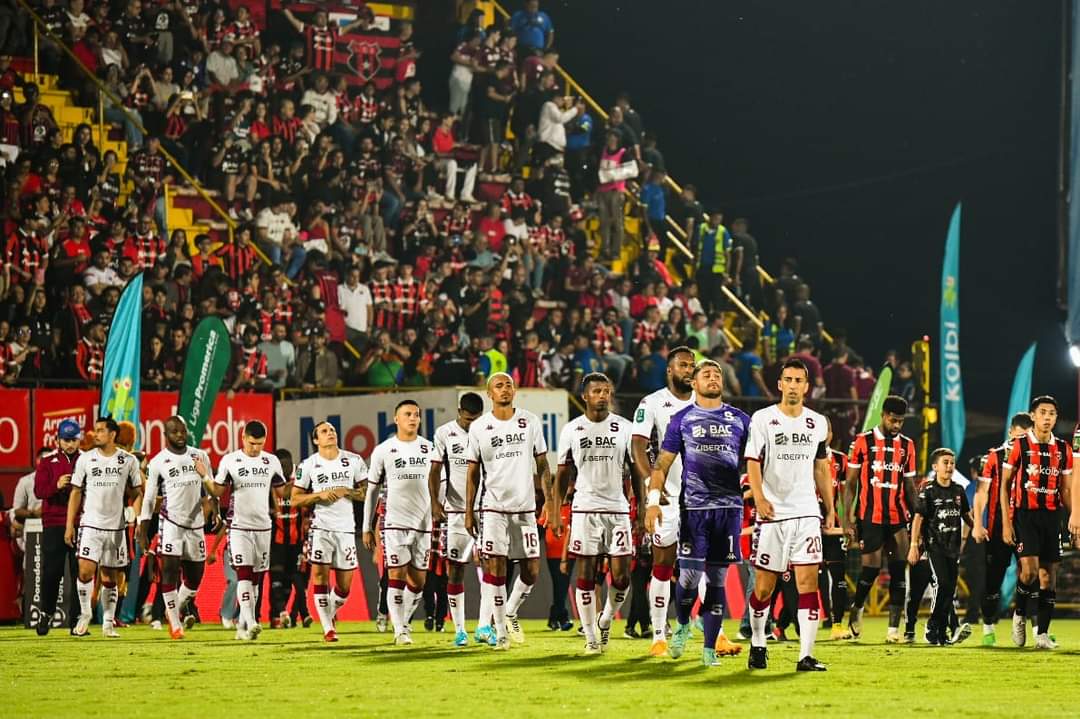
[18,0,237,251]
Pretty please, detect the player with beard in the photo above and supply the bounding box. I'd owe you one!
[294,421,367,642]
[646,361,750,666]
[429,392,485,647]
[971,412,1032,645]
[633,346,741,656]
[137,417,218,639]
[66,417,143,637]
[745,359,833,672]
[204,421,287,641]
[842,396,918,643]
[1000,396,1075,649]
[465,373,553,651]
[552,373,637,655]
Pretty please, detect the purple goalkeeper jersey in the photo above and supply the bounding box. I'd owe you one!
[661,402,749,511]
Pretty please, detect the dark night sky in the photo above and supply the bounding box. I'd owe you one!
[513,1,1073,422]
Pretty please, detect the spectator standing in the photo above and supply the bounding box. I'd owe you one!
[823,348,858,446]
[510,0,555,54]
[448,31,482,116]
[693,210,732,314]
[596,131,628,260]
[338,267,373,350]
[295,329,340,391]
[259,322,295,390]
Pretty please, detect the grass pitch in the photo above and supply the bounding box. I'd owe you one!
[4,618,1080,718]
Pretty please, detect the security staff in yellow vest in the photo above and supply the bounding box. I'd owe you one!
[694,210,732,314]
[476,334,508,383]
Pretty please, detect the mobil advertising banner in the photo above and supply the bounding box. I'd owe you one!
[29,389,274,466]
[276,388,570,464]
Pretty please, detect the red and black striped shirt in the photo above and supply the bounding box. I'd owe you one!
[848,428,917,525]
[979,444,1009,535]
[370,278,394,330]
[392,278,422,331]
[1004,432,1073,512]
[304,24,337,72]
[273,495,305,546]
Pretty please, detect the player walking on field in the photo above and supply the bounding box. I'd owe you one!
[632,346,697,656]
[971,412,1032,645]
[429,392,485,647]
[138,417,216,640]
[646,360,750,667]
[745,358,833,672]
[842,395,918,643]
[465,373,553,651]
[552,373,637,655]
[363,400,435,645]
[1000,396,1078,649]
[66,417,143,638]
[204,421,286,641]
[294,421,367,642]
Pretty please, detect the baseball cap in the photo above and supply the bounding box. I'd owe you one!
[57,419,82,440]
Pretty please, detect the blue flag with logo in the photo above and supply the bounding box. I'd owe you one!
[940,203,965,454]
[1005,342,1036,442]
[99,274,143,441]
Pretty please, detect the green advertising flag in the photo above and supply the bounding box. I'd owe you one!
[861,365,894,432]
[177,317,233,443]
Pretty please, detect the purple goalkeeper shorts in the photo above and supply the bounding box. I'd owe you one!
[678,507,743,565]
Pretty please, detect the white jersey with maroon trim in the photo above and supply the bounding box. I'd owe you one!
[295,449,367,532]
[214,450,286,531]
[432,420,472,512]
[366,435,434,532]
[632,387,693,498]
[141,446,212,529]
[557,413,633,513]
[466,408,547,513]
[71,447,141,530]
[745,404,829,520]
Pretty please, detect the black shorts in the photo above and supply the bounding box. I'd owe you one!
[1014,510,1062,563]
[858,520,907,554]
[823,534,846,563]
[984,532,1014,571]
[481,117,504,145]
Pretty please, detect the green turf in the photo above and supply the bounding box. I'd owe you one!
[5,618,1080,718]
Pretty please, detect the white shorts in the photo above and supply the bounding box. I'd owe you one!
[479,511,540,560]
[308,528,358,570]
[442,512,474,564]
[650,502,680,549]
[228,528,271,573]
[752,517,823,572]
[569,512,633,557]
[77,527,129,568]
[383,528,432,570]
[159,520,207,562]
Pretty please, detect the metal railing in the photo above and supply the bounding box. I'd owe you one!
[19,0,240,251]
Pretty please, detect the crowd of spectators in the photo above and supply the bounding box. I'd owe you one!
[0,0,887,433]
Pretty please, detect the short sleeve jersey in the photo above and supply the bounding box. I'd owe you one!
[141,447,212,529]
[745,404,829,520]
[1003,431,1073,512]
[466,408,547,513]
[432,420,473,512]
[661,403,749,511]
[632,388,693,498]
[557,413,633,513]
[214,450,285,531]
[295,449,367,532]
[366,435,434,531]
[71,448,141,530]
[914,480,970,557]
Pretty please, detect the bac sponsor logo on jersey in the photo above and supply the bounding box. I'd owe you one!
[167,464,198,479]
[236,465,272,478]
[692,423,733,439]
[579,436,618,450]
[451,443,464,454]
[491,432,526,448]
[394,458,406,469]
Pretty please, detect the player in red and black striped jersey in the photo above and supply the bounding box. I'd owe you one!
[819,429,850,640]
[999,396,1075,649]
[841,395,918,642]
[269,449,311,629]
[971,412,1032,645]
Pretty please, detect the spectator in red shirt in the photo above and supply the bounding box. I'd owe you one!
[477,201,507,254]
[432,114,477,203]
[823,348,858,447]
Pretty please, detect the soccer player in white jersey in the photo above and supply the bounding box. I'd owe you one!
[428,392,485,647]
[204,421,286,641]
[363,399,435,645]
[65,417,143,637]
[465,372,552,651]
[744,358,834,672]
[553,373,636,655]
[634,346,724,656]
[293,420,367,642]
[137,417,216,640]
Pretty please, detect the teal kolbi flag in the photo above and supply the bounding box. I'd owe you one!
[99,273,143,441]
[939,203,965,454]
[1005,342,1036,442]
